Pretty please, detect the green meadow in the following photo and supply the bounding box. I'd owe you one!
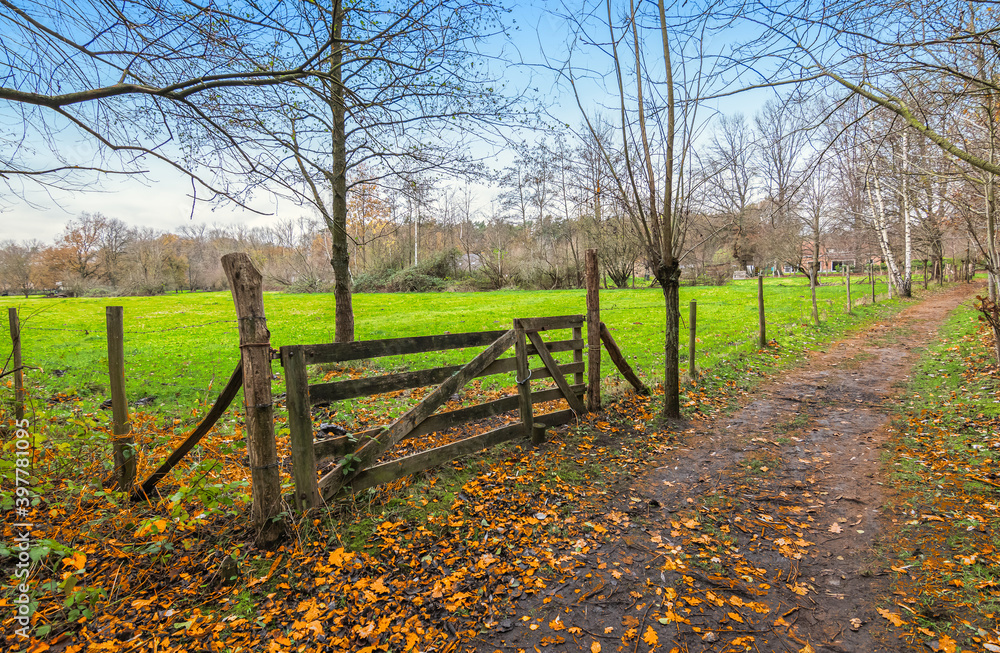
[0,275,908,419]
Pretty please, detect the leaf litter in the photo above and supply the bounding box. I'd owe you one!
[2,284,997,652]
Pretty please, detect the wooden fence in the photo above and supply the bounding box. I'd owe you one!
[277,315,636,510]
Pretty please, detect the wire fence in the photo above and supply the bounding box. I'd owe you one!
[1,277,908,422]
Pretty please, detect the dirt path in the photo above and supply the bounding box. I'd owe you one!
[474,283,982,653]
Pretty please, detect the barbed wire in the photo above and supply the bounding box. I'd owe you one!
[18,319,238,336]
[124,319,237,335]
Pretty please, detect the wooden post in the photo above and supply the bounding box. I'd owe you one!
[222,253,282,535]
[688,300,697,381]
[585,249,601,412]
[572,325,583,386]
[532,422,547,447]
[514,321,533,438]
[282,347,321,511]
[845,269,852,313]
[871,261,876,303]
[8,308,24,422]
[923,260,928,289]
[757,275,766,348]
[105,306,135,491]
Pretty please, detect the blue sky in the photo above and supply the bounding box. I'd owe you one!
[1,0,774,243]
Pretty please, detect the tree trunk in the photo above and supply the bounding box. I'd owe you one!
[900,130,913,297]
[810,217,820,325]
[657,262,681,419]
[330,0,354,343]
[867,168,905,295]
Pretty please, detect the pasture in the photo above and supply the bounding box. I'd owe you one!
[2,275,897,418]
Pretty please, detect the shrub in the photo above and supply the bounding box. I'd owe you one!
[415,249,460,279]
[286,275,331,293]
[384,268,446,292]
[353,267,397,293]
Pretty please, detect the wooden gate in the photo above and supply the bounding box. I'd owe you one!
[279,315,595,509]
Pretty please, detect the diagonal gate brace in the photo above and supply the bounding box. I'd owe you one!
[318,329,516,499]
[525,330,588,415]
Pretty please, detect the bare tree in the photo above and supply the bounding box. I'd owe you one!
[0,239,41,296]
[565,0,714,418]
[193,0,524,342]
[702,113,758,268]
[1,0,342,203]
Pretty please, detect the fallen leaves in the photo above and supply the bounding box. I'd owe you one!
[877,607,907,628]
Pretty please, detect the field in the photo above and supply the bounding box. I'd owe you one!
[4,275,972,652]
[1,274,898,417]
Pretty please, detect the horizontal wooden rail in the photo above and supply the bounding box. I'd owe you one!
[513,315,584,332]
[348,423,525,492]
[346,406,581,493]
[308,357,583,405]
[288,330,508,366]
[312,384,585,461]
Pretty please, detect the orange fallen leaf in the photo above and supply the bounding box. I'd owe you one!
[591,641,601,653]
[877,608,906,628]
[643,626,658,646]
[936,634,957,653]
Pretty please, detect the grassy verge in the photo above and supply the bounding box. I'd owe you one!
[879,301,1000,651]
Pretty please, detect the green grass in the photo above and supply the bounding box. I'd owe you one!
[1,275,901,417]
[881,300,1000,648]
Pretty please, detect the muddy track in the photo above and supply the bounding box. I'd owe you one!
[473,283,982,653]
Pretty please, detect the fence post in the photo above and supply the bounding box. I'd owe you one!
[222,253,282,536]
[585,249,601,412]
[757,275,766,348]
[532,422,547,446]
[105,306,136,491]
[282,347,320,511]
[513,320,533,438]
[688,300,697,381]
[8,308,24,422]
[845,269,852,313]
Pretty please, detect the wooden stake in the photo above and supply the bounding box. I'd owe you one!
[598,323,649,395]
[871,262,876,303]
[585,249,601,412]
[222,253,282,533]
[105,306,135,491]
[514,323,534,438]
[532,422,547,446]
[688,300,697,381]
[8,308,24,422]
[757,275,766,348]
[845,269,852,313]
[282,347,321,511]
[132,364,243,501]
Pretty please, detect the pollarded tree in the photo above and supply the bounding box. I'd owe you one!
[564,0,717,418]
